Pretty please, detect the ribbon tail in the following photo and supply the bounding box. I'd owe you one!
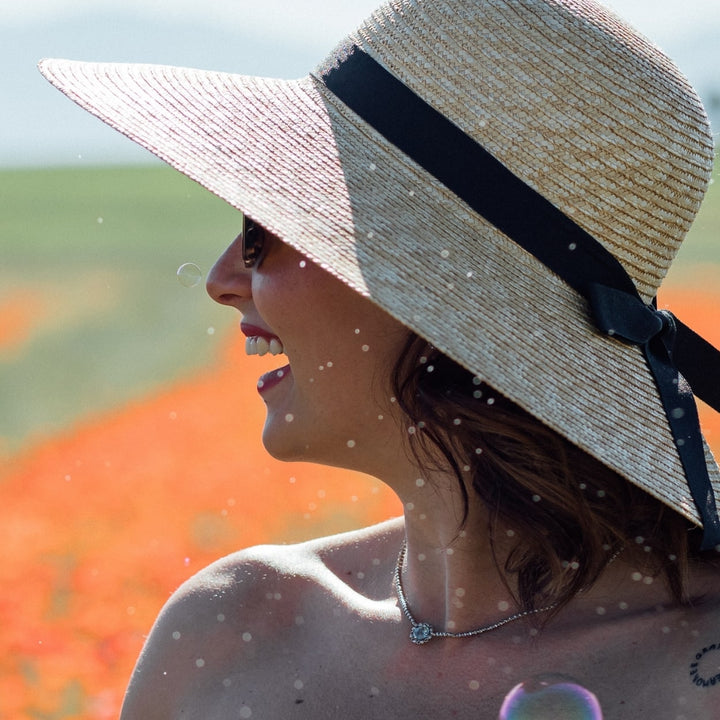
[672,318,720,412]
[644,337,720,550]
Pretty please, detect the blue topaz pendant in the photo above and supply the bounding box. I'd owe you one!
[410,622,434,644]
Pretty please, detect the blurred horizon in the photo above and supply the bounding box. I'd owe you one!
[2,0,719,168]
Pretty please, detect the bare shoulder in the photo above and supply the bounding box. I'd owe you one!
[677,573,720,691]
[572,563,720,718]
[631,578,720,719]
[119,517,404,719]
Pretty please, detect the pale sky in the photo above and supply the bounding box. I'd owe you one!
[3,0,718,166]
[2,0,719,47]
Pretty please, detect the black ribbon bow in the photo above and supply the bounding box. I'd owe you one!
[588,284,720,549]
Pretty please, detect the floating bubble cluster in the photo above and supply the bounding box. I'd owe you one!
[499,674,603,720]
[177,262,203,287]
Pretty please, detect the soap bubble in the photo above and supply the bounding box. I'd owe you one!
[177,262,203,287]
[499,674,603,719]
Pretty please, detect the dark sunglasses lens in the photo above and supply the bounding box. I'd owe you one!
[242,218,264,268]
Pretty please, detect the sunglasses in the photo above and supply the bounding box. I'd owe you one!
[241,216,266,268]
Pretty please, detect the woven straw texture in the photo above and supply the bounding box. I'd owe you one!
[39,0,718,527]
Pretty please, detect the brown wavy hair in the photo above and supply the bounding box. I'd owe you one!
[392,334,717,619]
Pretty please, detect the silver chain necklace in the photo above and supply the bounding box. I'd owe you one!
[393,541,557,645]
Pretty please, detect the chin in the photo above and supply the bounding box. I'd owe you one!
[260,421,364,473]
[261,430,300,462]
[260,414,314,463]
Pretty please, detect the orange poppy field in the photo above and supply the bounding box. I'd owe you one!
[1,166,719,718]
[1,322,403,718]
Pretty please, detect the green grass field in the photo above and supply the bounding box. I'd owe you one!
[0,165,241,451]
[1,163,718,453]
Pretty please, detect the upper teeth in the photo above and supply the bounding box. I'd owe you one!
[246,336,284,356]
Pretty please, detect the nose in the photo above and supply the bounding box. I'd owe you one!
[206,234,251,309]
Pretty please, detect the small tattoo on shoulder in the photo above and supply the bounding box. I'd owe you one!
[689,643,720,688]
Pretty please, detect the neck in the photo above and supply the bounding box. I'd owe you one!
[392,465,520,635]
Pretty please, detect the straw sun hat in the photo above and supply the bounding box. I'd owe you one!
[40,0,720,546]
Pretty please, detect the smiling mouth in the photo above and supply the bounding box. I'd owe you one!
[245,335,285,357]
[244,332,290,394]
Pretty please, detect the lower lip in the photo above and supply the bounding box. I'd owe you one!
[257,364,291,395]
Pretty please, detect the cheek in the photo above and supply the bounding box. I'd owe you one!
[253,263,344,337]
[250,269,302,329]
[252,259,408,383]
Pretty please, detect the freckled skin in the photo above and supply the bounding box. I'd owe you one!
[119,235,720,719]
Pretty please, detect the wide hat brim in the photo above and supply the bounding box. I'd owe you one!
[38,44,719,528]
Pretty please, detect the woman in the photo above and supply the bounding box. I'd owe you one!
[40,0,720,717]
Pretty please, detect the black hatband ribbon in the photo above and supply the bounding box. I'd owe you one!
[320,47,720,549]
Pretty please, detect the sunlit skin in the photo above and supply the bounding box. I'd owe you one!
[117,229,720,720]
[205,230,410,477]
